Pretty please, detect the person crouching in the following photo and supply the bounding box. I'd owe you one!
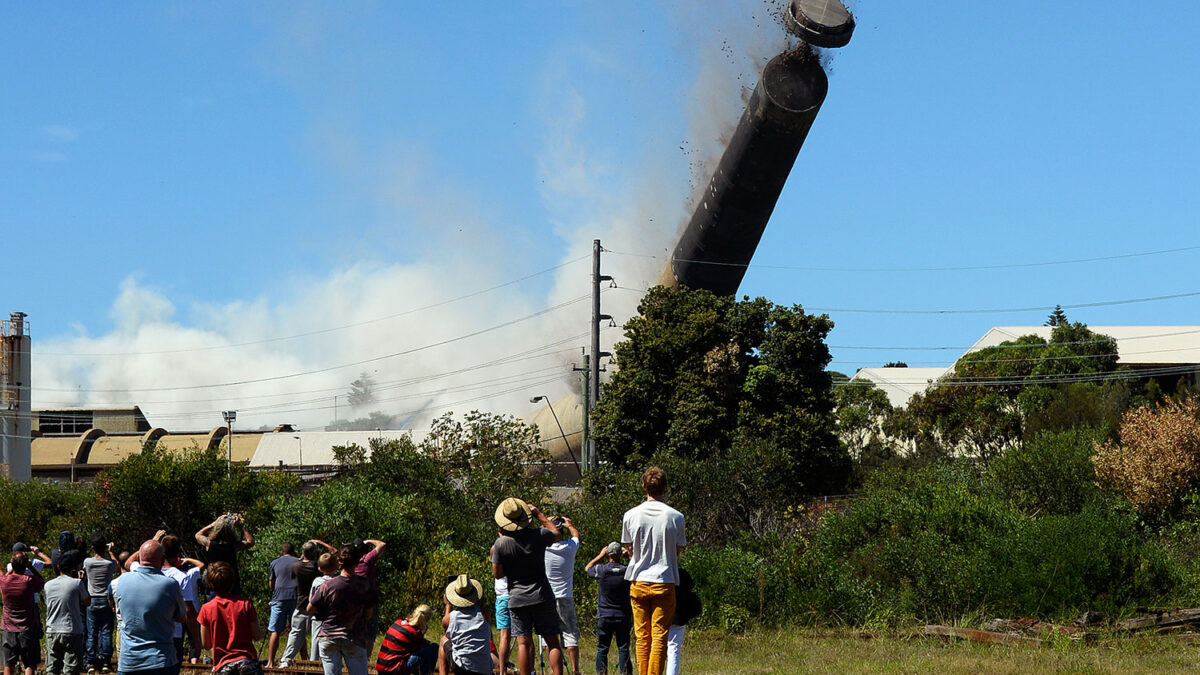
[438,575,491,675]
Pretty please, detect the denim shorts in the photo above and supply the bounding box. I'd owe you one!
[268,599,297,633]
[495,595,510,631]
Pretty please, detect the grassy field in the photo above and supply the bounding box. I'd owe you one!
[673,628,1200,674]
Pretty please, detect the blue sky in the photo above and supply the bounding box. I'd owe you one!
[4,2,1199,429]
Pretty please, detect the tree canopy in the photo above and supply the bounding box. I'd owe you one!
[591,286,850,497]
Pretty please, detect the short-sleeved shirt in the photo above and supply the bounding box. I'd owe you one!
[268,555,299,603]
[197,594,259,670]
[309,574,375,646]
[162,565,202,640]
[291,560,320,610]
[113,565,186,672]
[351,547,380,592]
[491,528,557,609]
[205,541,243,594]
[543,537,580,599]
[587,562,631,619]
[445,606,492,675]
[44,574,89,634]
[83,557,120,597]
[621,500,686,584]
[0,571,45,633]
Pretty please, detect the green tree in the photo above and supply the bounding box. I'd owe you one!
[835,381,893,460]
[1046,304,1069,327]
[592,286,850,498]
[421,411,553,526]
[891,322,1119,461]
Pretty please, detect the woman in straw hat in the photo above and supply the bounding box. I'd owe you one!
[438,575,492,675]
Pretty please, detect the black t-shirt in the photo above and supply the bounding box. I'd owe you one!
[491,528,556,609]
[206,541,242,593]
[587,562,631,619]
[292,559,320,609]
[671,570,702,627]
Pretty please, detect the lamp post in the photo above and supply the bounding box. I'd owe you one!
[293,435,303,468]
[530,395,582,478]
[222,410,237,473]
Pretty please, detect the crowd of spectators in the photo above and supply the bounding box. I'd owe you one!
[0,466,697,675]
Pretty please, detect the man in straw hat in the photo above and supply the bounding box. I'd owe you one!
[490,498,564,675]
[438,575,491,675]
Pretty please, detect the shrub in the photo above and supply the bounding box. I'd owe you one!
[1093,397,1200,519]
[798,461,1177,621]
[986,427,1104,516]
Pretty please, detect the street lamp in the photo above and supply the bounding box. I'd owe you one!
[530,395,582,477]
[222,410,237,473]
[293,435,303,468]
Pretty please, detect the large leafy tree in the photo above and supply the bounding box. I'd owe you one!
[891,320,1120,461]
[591,286,850,497]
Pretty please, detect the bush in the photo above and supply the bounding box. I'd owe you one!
[797,461,1177,621]
[1093,397,1200,520]
[245,477,439,622]
[986,427,1104,516]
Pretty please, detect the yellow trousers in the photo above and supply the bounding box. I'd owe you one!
[630,582,676,675]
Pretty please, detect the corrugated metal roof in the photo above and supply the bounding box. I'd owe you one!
[850,368,951,408]
[249,430,426,467]
[88,436,143,464]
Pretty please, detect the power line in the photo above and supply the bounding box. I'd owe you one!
[605,244,1200,273]
[33,294,593,394]
[36,255,591,358]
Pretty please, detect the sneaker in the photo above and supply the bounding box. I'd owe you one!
[87,669,97,675]
[101,668,111,674]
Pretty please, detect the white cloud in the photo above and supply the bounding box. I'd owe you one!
[41,125,80,143]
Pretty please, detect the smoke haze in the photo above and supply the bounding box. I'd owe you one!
[31,1,788,433]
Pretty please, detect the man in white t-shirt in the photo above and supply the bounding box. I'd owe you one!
[620,467,685,675]
[542,517,581,675]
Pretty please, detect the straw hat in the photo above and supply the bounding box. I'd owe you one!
[494,497,533,532]
[445,574,484,608]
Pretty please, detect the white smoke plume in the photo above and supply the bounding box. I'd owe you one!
[31,1,790,434]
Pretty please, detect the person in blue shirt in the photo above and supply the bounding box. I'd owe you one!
[112,541,185,675]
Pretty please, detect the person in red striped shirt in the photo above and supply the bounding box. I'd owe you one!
[376,605,437,675]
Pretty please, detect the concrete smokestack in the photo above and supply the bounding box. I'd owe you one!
[660,0,854,296]
[1,312,31,481]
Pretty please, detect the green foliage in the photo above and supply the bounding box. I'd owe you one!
[986,428,1105,516]
[422,411,552,527]
[93,444,298,552]
[835,381,893,460]
[798,462,1176,622]
[245,476,432,622]
[0,479,96,551]
[593,286,850,499]
[890,323,1120,462]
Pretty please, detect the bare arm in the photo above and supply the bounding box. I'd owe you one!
[441,598,452,629]
[363,539,386,553]
[584,549,607,572]
[492,562,504,580]
[564,517,580,542]
[181,557,205,570]
[200,623,213,650]
[30,546,51,566]
[239,517,253,549]
[529,505,558,538]
[195,517,224,548]
[311,539,336,553]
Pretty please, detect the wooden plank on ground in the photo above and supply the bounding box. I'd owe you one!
[923,625,1042,647]
[1114,608,1200,631]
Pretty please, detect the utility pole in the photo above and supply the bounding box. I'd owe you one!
[572,352,590,469]
[590,239,612,471]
